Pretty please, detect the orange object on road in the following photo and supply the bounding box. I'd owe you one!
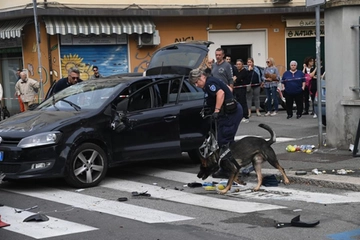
[0,215,10,228]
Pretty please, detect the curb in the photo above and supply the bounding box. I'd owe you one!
[260,169,360,192]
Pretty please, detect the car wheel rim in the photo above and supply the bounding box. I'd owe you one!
[72,149,104,184]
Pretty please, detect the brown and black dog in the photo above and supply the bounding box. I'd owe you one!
[197,123,290,194]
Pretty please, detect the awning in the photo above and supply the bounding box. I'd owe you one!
[0,18,29,39]
[44,17,156,35]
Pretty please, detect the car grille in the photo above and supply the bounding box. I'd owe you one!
[0,138,20,145]
[0,164,21,173]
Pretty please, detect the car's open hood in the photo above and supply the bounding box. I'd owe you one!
[0,110,84,134]
[145,41,211,76]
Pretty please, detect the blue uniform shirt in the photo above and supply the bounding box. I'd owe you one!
[204,76,233,111]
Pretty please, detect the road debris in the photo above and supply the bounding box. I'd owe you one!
[117,197,128,202]
[14,205,38,213]
[275,215,320,228]
[286,145,315,153]
[132,191,151,197]
[23,213,49,222]
[0,215,10,228]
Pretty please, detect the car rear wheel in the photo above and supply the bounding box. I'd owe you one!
[65,143,108,188]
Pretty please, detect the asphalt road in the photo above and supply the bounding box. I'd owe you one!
[1,111,359,240]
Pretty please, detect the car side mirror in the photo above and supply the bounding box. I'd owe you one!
[111,111,127,133]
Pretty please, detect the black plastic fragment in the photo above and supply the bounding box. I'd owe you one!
[23,213,49,222]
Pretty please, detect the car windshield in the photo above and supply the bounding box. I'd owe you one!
[148,45,206,69]
[38,81,123,111]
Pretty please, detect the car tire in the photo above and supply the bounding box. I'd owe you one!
[187,149,202,164]
[65,143,108,188]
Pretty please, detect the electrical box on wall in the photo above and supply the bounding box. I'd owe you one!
[138,30,160,46]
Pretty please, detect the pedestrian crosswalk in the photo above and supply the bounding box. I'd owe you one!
[1,167,360,239]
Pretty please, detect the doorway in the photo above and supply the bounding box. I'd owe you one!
[222,45,251,66]
[1,56,23,114]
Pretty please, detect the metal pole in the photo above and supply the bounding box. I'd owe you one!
[315,5,323,147]
[32,0,44,102]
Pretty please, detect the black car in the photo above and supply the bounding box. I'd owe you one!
[0,43,216,188]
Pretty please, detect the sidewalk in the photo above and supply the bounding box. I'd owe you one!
[261,147,360,191]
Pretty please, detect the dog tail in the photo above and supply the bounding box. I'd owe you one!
[258,123,276,145]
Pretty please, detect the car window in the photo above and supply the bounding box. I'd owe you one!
[38,81,123,110]
[148,45,206,69]
[128,85,154,112]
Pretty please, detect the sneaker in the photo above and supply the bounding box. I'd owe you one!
[256,111,262,116]
[313,113,317,118]
[265,112,271,117]
[242,118,249,123]
[270,112,277,116]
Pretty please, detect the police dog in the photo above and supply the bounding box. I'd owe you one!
[197,123,290,194]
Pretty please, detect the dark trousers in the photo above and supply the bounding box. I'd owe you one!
[234,88,248,118]
[285,92,303,116]
[217,103,243,146]
[303,86,310,113]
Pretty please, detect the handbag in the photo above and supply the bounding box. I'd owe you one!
[223,98,237,114]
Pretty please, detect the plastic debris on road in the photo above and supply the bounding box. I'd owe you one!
[286,145,315,153]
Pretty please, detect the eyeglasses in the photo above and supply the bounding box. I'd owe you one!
[71,77,79,80]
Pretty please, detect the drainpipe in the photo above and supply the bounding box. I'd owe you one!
[350,16,360,94]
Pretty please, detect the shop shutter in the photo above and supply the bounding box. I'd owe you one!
[60,45,128,80]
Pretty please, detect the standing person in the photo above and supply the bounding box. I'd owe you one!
[211,48,234,88]
[225,55,237,77]
[90,66,103,80]
[245,57,262,117]
[233,59,250,123]
[15,68,25,112]
[53,68,83,94]
[15,72,40,111]
[189,68,242,178]
[263,57,280,116]
[302,57,316,115]
[281,60,305,119]
[205,57,214,75]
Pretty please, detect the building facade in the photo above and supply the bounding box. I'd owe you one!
[0,0,322,114]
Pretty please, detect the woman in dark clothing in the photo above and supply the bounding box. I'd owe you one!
[233,59,250,123]
[281,60,305,119]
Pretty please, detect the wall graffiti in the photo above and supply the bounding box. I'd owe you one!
[174,36,194,43]
[133,52,152,73]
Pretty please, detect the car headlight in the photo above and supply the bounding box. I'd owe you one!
[17,131,62,148]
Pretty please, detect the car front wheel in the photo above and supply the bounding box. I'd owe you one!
[65,143,108,188]
[187,149,202,164]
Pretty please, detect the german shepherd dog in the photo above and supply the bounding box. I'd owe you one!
[197,123,290,194]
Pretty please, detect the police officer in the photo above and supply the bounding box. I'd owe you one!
[189,68,243,178]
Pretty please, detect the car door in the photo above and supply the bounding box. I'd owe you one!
[112,78,182,162]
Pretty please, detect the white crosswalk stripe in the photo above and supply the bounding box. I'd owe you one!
[125,167,360,204]
[2,187,193,224]
[100,178,286,214]
[2,166,360,239]
[234,135,296,143]
[0,206,97,239]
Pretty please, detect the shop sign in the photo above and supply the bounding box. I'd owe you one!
[286,19,324,28]
[286,28,325,38]
[61,34,128,45]
[0,38,22,49]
